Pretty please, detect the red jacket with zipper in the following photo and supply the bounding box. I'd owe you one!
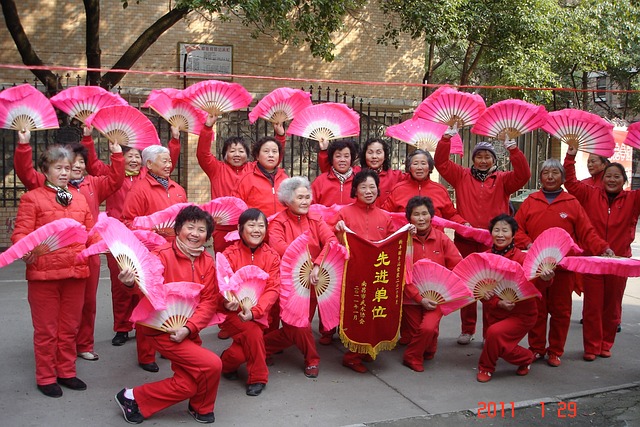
[233,164,288,217]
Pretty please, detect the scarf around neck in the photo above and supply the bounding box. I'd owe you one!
[175,236,205,260]
[332,167,353,184]
[149,172,169,190]
[46,181,73,207]
[491,242,514,256]
[470,165,498,182]
[69,176,85,188]
[257,162,277,185]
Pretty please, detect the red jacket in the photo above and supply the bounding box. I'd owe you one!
[311,169,355,207]
[434,136,530,228]
[333,199,395,242]
[14,142,124,222]
[12,186,94,281]
[154,241,218,335]
[120,173,187,228]
[581,172,605,188]
[233,164,288,217]
[513,190,609,255]
[197,126,287,199]
[382,177,466,224]
[564,155,640,257]
[220,241,280,321]
[268,209,338,263]
[405,228,462,304]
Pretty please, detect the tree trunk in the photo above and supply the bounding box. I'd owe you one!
[581,71,589,110]
[84,0,101,86]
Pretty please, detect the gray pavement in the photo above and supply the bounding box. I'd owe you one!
[1,246,639,426]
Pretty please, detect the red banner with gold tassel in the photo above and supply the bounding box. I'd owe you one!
[339,224,412,359]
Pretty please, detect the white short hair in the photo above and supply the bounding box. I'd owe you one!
[142,145,169,165]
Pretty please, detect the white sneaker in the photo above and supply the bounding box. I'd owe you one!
[457,333,473,345]
[77,351,99,361]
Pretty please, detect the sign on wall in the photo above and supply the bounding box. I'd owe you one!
[178,43,233,80]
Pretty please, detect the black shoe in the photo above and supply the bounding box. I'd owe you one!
[57,376,87,390]
[139,362,159,373]
[115,388,144,424]
[112,332,129,346]
[188,404,215,423]
[222,370,238,381]
[617,324,622,333]
[38,383,63,398]
[246,383,266,396]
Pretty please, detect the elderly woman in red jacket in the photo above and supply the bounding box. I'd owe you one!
[402,196,462,372]
[12,145,94,398]
[115,206,222,424]
[312,139,359,207]
[564,147,639,361]
[265,177,338,377]
[434,132,531,346]
[219,208,280,397]
[514,159,612,368]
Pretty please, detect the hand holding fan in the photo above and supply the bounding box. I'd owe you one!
[181,80,253,116]
[542,109,615,157]
[471,99,548,140]
[227,265,270,327]
[624,122,640,149]
[85,105,161,150]
[413,86,486,128]
[0,84,58,131]
[385,117,464,154]
[522,227,577,280]
[143,88,207,135]
[286,103,360,142]
[248,87,312,124]
[431,216,492,247]
[132,202,194,236]
[558,256,640,277]
[0,218,87,268]
[131,281,204,332]
[50,86,127,123]
[408,259,472,315]
[200,197,248,226]
[280,232,314,328]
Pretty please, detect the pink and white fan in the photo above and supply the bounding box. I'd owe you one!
[76,229,167,262]
[131,281,204,332]
[413,86,486,128]
[522,227,580,280]
[216,253,235,302]
[431,216,493,247]
[85,105,161,150]
[309,203,345,223]
[0,84,58,131]
[200,197,248,226]
[314,242,348,330]
[132,202,195,237]
[471,99,548,140]
[453,252,540,302]
[90,214,166,309]
[181,80,253,116]
[280,232,314,328]
[143,88,207,135]
[226,265,270,327]
[407,258,472,315]
[286,103,360,142]
[50,86,127,123]
[542,109,615,157]
[0,218,87,268]
[624,122,640,150]
[385,117,464,154]
[248,87,312,124]
[558,256,640,278]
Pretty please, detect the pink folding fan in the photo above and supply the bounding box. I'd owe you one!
[522,227,579,280]
[408,258,472,315]
[200,197,248,226]
[227,265,270,327]
[50,86,128,123]
[471,99,548,140]
[286,103,360,142]
[248,87,312,124]
[85,105,161,149]
[385,117,464,154]
[181,80,253,116]
[0,84,59,131]
[624,122,640,149]
[131,202,194,236]
[77,229,167,262]
[558,256,640,277]
[413,86,486,128]
[431,216,493,247]
[542,109,615,157]
[279,232,314,328]
[143,88,207,135]
[131,281,204,332]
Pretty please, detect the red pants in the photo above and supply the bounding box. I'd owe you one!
[455,238,489,335]
[136,325,157,364]
[582,274,626,354]
[309,292,334,336]
[403,305,442,365]
[264,322,320,366]
[528,270,574,357]
[478,313,535,373]
[28,278,85,385]
[76,255,100,353]
[108,254,140,333]
[220,313,269,384]
[134,327,221,418]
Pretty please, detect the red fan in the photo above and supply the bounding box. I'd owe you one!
[385,117,464,154]
[431,216,492,247]
[76,229,167,262]
[85,105,161,149]
[248,87,312,124]
[413,87,486,128]
[227,265,270,327]
[280,232,314,328]
[143,88,207,135]
[453,252,539,302]
[558,256,640,277]
[624,122,640,149]
[50,86,128,123]
[542,109,615,157]
[0,218,87,268]
[200,197,248,226]
[0,84,59,131]
[522,227,577,280]
[181,80,253,116]
[286,103,360,142]
[90,214,166,309]
[471,99,548,140]
[132,202,195,236]
[131,281,203,332]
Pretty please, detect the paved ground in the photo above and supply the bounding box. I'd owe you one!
[0,239,639,427]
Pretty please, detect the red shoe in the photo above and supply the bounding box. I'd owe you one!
[600,350,612,358]
[217,329,230,340]
[319,334,333,345]
[343,360,368,373]
[477,371,492,382]
[583,353,596,361]
[398,336,410,345]
[516,364,530,376]
[402,360,424,372]
[304,365,319,378]
[531,352,545,362]
[362,354,374,363]
[547,353,561,367]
